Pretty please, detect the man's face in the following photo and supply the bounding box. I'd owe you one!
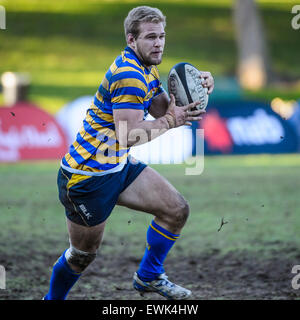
[129,22,165,67]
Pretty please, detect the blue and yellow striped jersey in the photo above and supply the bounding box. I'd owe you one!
[61,46,164,176]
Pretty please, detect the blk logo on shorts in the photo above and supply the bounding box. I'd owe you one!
[79,204,92,220]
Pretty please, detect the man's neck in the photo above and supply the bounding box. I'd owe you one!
[126,45,151,70]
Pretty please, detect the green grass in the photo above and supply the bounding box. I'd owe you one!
[0,154,299,258]
[0,154,299,300]
[0,0,299,113]
[0,1,299,298]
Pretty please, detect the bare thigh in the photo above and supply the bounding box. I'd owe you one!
[66,218,106,253]
[117,166,189,233]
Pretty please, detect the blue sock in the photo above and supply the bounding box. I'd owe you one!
[137,220,180,282]
[44,250,81,300]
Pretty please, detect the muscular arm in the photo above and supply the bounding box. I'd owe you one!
[148,91,169,119]
[113,95,204,148]
[113,108,169,148]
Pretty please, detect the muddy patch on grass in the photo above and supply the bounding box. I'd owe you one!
[0,241,300,300]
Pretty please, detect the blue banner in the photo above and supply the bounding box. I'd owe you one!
[194,100,299,155]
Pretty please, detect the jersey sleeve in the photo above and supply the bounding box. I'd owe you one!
[110,68,147,110]
[154,84,167,98]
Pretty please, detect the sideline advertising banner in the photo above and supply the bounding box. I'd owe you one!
[197,101,299,155]
[0,102,68,162]
[56,97,300,164]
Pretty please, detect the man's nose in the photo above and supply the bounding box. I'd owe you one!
[154,37,162,47]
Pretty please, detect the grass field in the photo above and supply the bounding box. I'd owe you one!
[0,0,300,301]
[0,154,300,300]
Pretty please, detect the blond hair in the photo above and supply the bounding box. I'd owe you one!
[124,6,166,40]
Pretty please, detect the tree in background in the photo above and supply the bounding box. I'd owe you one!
[233,0,272,90]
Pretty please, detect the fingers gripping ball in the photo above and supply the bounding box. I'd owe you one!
[167,62,209,110]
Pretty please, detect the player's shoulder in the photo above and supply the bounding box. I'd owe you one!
[109,52,144,79]
[109,53,147,90]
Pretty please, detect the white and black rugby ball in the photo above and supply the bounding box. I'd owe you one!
[167,62,208,110]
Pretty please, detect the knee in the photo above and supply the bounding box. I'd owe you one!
[175,198,190,225]
[166,196,190,229]
[65,245,97,273]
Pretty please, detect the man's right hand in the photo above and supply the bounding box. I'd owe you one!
[164,94,206,129]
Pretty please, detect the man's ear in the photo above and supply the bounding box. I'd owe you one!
[127,33,136,49]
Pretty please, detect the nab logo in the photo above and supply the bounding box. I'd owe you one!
[0,5,5,30]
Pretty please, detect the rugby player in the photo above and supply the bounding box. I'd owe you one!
[44,6,214,300]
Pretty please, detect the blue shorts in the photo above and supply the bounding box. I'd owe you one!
[57,158,147,227]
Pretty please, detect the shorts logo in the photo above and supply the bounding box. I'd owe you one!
[79,204,92,220]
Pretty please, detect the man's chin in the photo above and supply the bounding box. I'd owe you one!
[148,57,162,66]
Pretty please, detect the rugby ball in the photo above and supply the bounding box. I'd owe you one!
[167,62,208,110]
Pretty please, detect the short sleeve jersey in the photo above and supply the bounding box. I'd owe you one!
[61,46,164,176]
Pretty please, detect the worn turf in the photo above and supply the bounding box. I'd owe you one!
[0,154,300,299]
